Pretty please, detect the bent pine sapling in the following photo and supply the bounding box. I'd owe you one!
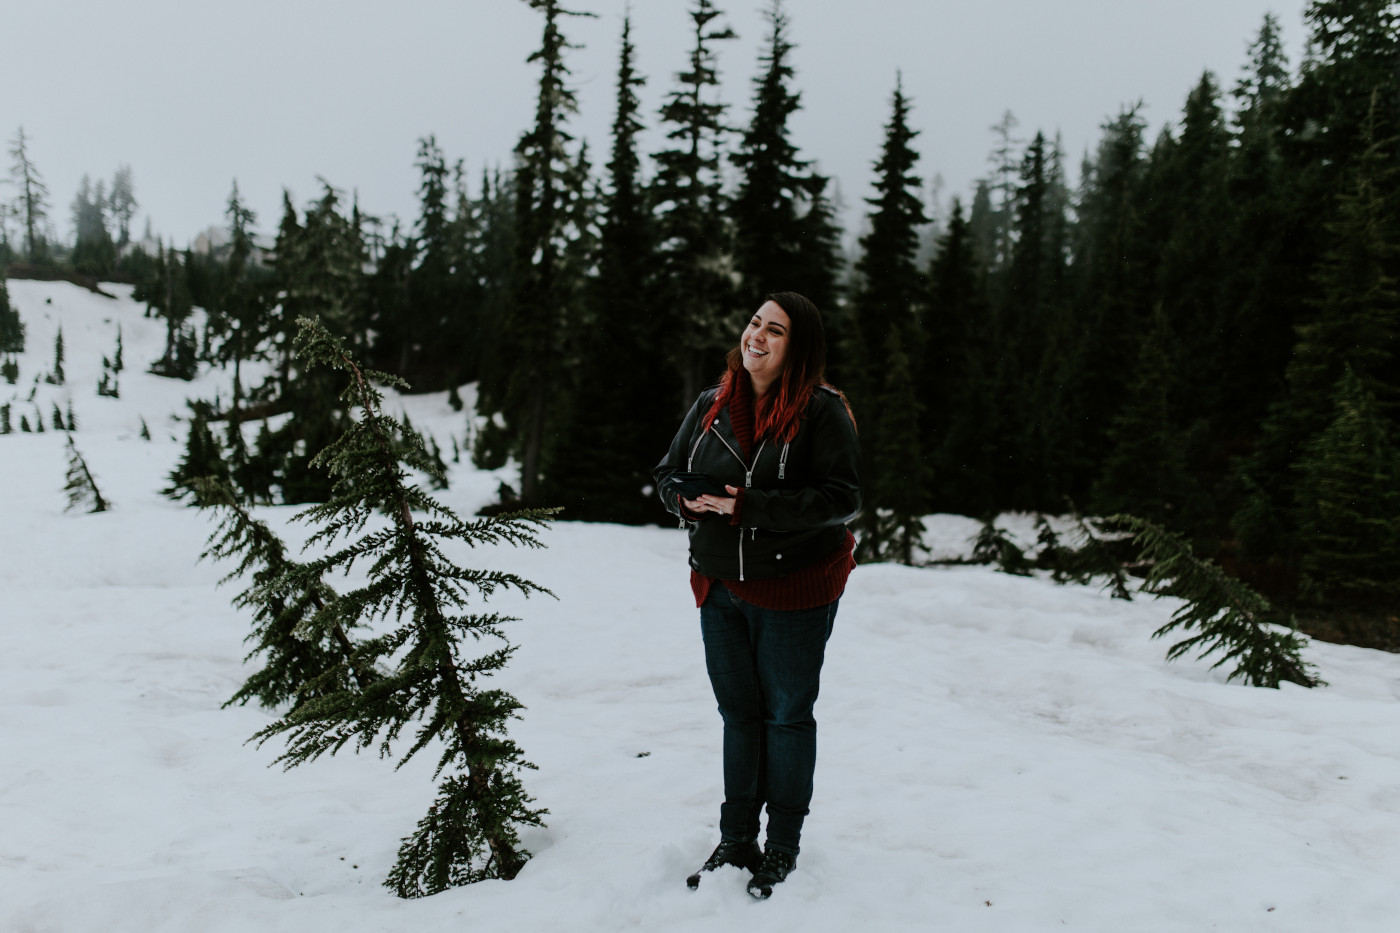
[1116,515,1321,688]
[247,318,554,897]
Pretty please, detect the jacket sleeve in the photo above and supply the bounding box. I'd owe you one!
[739,395,861,532]
[653,392,712,523]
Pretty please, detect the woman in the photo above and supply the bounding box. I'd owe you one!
[654,291,861,899]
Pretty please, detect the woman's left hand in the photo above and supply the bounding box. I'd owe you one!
[695,485,741,516]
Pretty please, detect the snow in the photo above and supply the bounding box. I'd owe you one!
[4,280,1400,931]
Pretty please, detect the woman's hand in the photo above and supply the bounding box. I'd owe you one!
[689,485,741,516]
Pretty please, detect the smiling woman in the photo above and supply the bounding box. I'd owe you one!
[653,290,861,899]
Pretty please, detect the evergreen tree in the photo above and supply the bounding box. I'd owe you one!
[245,318,553,896]
[541,13,666,523]
[1153,73,1232,439]
[981,110,1022,279]
[109,164,137,254]
[1294,366,1400,606]
[165,403,232,505]
[8,127,51,263]
[0,402,9,434]
[476,0,594,504]
[849,75,928,559]
[730,0,839,306]
[149,245,196,378]
[1091,303,1196,523]
[98,359,119,398]
[0,274,23,354]
[997,130,1073,508]
[650,0,740,411]
[1284,0,1400,188]
[64,435,110,513]
[71,174,116,276]
[212,181,265,458]
[926,199,999,515]
[387,135,458,388]
[1222,15,1298,437]
[869,328,927,564]
[1234,102,1400,558]
[1062,105,1150,497]
[1122,515,1321,688]
[252,183,366,503]
[46,326,64,385]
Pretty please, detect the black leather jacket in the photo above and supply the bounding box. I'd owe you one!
[653,385,862,581]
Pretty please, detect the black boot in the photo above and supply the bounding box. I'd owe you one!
[746,847,797,899]
[686,837,763,889]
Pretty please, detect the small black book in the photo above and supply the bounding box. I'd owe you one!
[668,471,728,499]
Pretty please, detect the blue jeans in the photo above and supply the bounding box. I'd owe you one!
[699,585,839,856]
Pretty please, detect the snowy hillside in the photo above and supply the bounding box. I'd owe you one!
[3,280,1400,932]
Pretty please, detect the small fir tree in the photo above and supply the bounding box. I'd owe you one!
[45,326,65,385]
[20,413,31,432]
[971,518,1033,576]
[64,435,110,513]
[0,276,24,354]
[243,318,554,896]
[165,403,232,505]
[139,417,151,441]
[97,362,119,398]
[1119,514,1321,688]
[51,402,64,431]
[1,402,10,434]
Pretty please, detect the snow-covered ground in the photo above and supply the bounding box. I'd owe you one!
[3,280,1400,932]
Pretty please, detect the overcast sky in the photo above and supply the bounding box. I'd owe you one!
[4,0,1312,249]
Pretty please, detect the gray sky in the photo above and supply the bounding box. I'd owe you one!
[4,0,1311,249]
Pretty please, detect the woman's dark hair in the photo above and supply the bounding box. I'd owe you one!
[703,291,854,443]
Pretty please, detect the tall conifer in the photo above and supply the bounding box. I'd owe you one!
[731,0,838,308]
[850,75,928,560]
[651,0,739,411]
[543,14,664,523]
[476,0,593,504]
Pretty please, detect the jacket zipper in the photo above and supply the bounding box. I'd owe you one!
[710,431,766,580]
[713,433,767,488]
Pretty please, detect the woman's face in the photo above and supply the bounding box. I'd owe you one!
[742,301,792,383]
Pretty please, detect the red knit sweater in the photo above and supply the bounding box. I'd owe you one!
[686,376,856,610]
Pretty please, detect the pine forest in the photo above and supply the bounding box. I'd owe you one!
[6,0,1400,657]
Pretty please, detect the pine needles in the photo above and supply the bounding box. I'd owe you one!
[967,511,1319,688]
[1115,515,1322,689]
[203,317,556,897]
